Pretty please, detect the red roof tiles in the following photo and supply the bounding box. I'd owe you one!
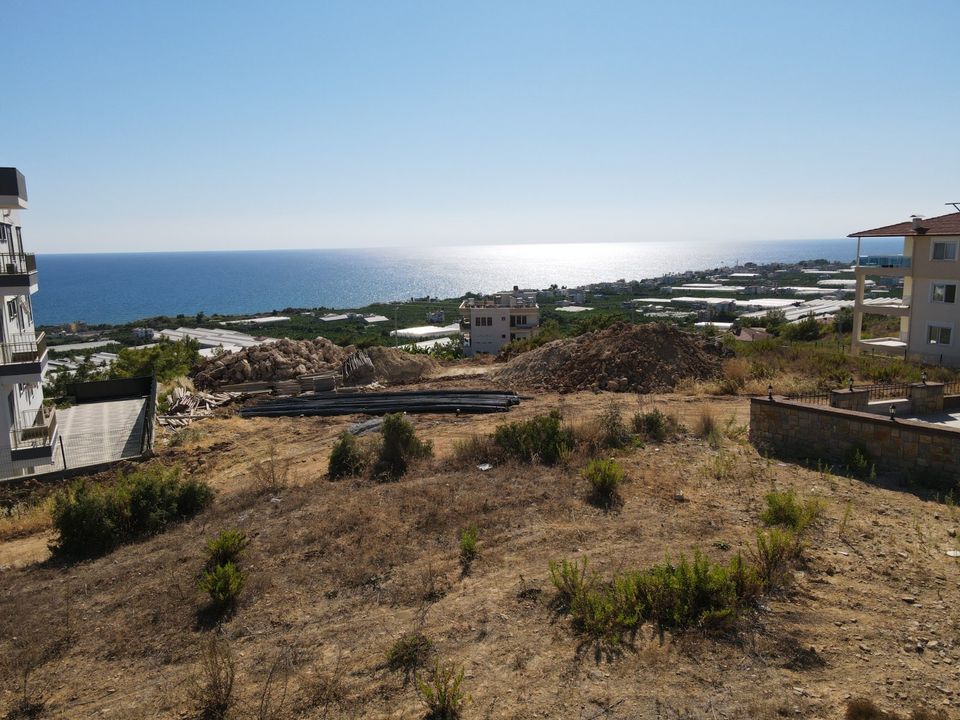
[848,211,960,237]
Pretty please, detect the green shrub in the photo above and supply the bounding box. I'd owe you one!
[760,489,823,534]
[110,337,200,383]
[205,529,248,567]
[374,413,433,479]
[198,562,246,609]
[597,402,630,449]
[582,458,623,508]
[846,446,876,480]
[548,557,595,612]
[51,465,213,557]
[458,524,479,566]
[416,662,467,720]
[386,632,433,675]
[328,431,366,479]
[493,410,573,465]
[451,434,499,466]
[781,313,822,342]
[551,552,763,644]
[631,408,678,442]
[751,528,801,588]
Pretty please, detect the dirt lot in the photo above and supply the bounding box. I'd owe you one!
[0,389,958,719]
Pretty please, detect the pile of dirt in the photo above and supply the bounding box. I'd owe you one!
[493,322,724,392]
[192,338,351,389]
[367,345,437,384]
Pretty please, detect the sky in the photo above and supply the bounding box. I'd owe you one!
[5,0,960,253]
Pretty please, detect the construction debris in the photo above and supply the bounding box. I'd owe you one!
[158,388,240,428]
[494,322,724,393]
[241,389,521,418]
[342,350,376,385]
[192,338,351,389]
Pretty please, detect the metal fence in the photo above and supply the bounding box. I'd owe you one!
[788,381,915,407]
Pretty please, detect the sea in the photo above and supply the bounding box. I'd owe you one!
[31,238,904,326]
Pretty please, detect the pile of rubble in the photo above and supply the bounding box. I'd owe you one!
[192,338,350,389]
[493,322,724,393]
[192,337,437,391]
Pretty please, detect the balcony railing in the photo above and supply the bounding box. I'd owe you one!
[11,405,57,450]
[0,253,36,275]
[858,255,911,268]
[0,331,46,365]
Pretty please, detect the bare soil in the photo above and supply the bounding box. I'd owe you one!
[0,389,958,720]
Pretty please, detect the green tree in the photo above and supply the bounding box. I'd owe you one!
[109,338,200,382]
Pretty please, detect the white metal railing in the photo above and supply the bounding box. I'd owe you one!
[0,331,46,365]
[10,405,57,449]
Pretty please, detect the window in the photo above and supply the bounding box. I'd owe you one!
[932,241,958,261]
[932,283,957,304]
[0,223,9,243]
[6,299,17,322]
[927,325,952,345]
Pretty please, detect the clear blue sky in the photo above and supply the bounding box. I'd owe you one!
[6,1,959,253]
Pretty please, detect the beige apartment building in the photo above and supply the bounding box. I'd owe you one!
[849,211,960,366]
[459,288,539,356]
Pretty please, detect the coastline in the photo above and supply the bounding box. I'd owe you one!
[30,238,904,326]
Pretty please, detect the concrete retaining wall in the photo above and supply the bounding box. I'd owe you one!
[750,396,960,484]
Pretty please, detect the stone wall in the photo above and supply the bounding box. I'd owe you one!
[750,396,960,483]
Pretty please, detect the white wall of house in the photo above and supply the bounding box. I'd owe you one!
[461,296,540,357]
[906,235,960,365]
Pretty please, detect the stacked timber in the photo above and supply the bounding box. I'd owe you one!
[158,388,240,428]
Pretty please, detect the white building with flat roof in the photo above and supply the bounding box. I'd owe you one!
[459,288,540,356]
[0,168,58,476]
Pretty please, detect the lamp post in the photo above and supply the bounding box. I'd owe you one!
[889,404,896,422]
[768,384,773,400]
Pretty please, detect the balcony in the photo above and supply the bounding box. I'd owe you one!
[0,332,47,380]
[10,406,58,462]
[0,252,38,295]
[856,255,911,278]
[853,336,907,358]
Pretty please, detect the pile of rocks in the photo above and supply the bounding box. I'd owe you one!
[193,338,351,389]
[494,322,725,393]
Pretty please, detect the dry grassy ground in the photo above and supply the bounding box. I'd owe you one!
[0,388,958,720]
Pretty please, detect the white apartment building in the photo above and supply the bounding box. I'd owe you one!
[849,211,960,366]
[459,287,540,356]
[0,168,57,475]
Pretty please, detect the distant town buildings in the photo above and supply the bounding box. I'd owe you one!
[459,287,540,356]
[0,168,57,476]
[850,211,960,366]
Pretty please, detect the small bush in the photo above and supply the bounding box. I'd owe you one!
[374,413,433,479]
[51,465,213,557]
[751,528,801,588]
[760,489,823,534]
[493,410,573,465]
[458,524,479,566]
[596,401,630,449]
[328,432,366,479]
[582,458,623,508]
[451,434,499,466]
[631,408,679,442]
[719,358,752,394]
[198,562,246,609]
[191,637,235,720]
[386,632,433,676]
[205,529,248,567]
[846,445,876,480]
[417,662,467,720]
[548,557,594,612]
[250,446,291,494]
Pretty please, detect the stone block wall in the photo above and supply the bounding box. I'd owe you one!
[750,396,960,484]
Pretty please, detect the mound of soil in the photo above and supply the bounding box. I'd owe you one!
[366,346,437,384]
[493,322,724,393]
[193,337,351,389]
